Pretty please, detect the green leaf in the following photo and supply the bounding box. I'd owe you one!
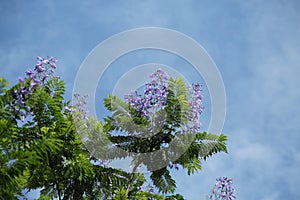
[151,168,176,194]
[183,157,202,175]
[0,77,9,95]
[113,188,128,200]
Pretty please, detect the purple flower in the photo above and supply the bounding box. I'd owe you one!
[124,69,204,135]
[208,177,236,200]
[37,56,43,61]
[25,69,35,78]
[32,78,42,86]
[192,83,202,92]
[17,99,25,106]
[10,56,60,122]
[124,68,169,117]
[184,83,203,133]
[72,93,88,120]
[29,56,58,84]
[64,106,76,113]
[42,59,49,64]
[12,90,18,99]
[18,77,25,83]
[41,73,49,82]
[29,82,38,89]
[149,68,169,83]
[50,62,56,69]
[20,87,27,96]
[35,64,45,73]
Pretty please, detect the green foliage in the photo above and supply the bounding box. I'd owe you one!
[0,78,9,95]
[0,67,229,199]
[113,188,128,200]
[165,194,185,200]
[0,77,122,199]
[134,191,166,200]
[103,94,150,135]
[150,168,176,194]
[177,132,227,175]
[102,76,228,197]
[0,75,168,199]
[165,77,190,127]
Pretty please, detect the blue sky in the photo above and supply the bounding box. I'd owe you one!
[1,0,300,199]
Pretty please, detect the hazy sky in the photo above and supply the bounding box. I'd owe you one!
[1,1,300,199]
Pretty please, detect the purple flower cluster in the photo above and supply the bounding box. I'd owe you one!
[208,177,236,200]
[73,93,88,120]
[185,83,203,133]
[124,69,169,117]
[71,93,89,136]
[10,56,58,121]
[124,69,204,134]
[64,106,76,113]
[20,56,58,86]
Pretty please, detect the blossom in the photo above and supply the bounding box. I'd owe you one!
[20,87,27,96]
[73,93,89,120]
[150,68,169,80]
[208,177,236,200]
[64,106,76,113]
[25,69,35,78]
[185,83,203,133]
[11,56,58,121]
[124,68,169,117]
[42,59,49,64]
[124,68,204,135]
[50,62,56,69]
[18,77,25,83]
[35,64,45,73]
[37,56,43,61]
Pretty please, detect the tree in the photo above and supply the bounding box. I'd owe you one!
[0,57,228,199]
[96,69,228,195]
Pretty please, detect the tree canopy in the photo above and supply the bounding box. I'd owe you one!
[0,57,228,199]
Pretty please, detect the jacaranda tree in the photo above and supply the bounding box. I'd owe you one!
[0,57,231,199]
